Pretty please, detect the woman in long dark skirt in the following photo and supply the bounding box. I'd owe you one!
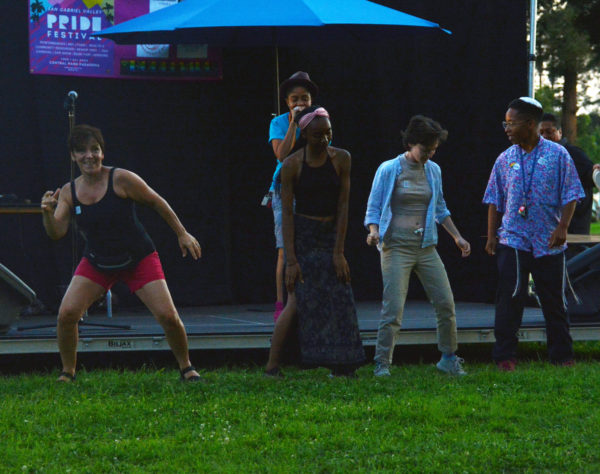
[265,106,365,377]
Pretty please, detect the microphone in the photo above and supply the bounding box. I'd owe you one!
[63,90,78,111]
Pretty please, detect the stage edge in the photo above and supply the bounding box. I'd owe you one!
[1,326,600,354]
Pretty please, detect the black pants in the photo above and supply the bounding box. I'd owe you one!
[493,244,573,363]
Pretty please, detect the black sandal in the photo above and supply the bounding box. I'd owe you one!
[180,365,201,382]
[57,372,76,382]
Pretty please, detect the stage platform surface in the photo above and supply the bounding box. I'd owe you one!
[2,301,600,355]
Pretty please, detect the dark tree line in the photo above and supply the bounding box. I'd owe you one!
[536,0,600,143]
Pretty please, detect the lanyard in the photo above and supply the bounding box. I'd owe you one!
[518,146,540,205]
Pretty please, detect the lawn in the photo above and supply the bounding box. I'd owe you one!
[590,221,600,235]
[2,343,600,473]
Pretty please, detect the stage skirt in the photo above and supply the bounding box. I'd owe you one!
[293,215,366,368]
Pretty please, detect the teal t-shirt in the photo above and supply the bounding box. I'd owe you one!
[268,112,300,192]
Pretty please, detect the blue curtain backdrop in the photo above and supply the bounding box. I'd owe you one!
[0,0,527,310]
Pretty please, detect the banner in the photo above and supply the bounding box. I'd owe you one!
[29,0,222,80]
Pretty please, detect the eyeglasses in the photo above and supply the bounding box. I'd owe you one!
[502,121,526,130]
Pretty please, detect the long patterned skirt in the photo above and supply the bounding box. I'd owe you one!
[293,215,366,368]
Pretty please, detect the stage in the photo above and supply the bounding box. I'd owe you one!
[2,301,600,355]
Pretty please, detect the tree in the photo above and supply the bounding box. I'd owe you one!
[536,0,600,142]
[577,113,600,163]
[30,0,45,22]
[535,84,562,114]
[537,85,600,163]
[102,2,114,24]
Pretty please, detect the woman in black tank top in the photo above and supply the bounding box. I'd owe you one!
[265,107,365,377]
[41,124,203,382]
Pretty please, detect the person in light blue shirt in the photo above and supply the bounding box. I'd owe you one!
[365,115,471,377]
[267,71,318,323]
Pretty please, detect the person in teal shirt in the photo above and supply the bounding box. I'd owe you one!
[267,71,318,323]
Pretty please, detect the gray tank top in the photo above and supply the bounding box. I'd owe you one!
[387,153,431,246]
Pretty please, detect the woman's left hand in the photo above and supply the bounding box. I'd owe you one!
[456,237,471,257]
[333,253,351,283]
[178,232,202,260]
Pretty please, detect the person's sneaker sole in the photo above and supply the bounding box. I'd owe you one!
[373,368,391,377]
[436,360,467,376]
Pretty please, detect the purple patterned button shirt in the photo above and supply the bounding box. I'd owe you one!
[483,136,584,257]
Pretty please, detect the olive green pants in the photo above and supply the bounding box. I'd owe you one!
[374,243,458,365]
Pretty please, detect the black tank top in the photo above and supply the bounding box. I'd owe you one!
[273,134,305,192]
[70,167,155,269]
[294,147,341,217]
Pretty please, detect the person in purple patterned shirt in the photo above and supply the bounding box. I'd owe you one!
[483,97,585,371]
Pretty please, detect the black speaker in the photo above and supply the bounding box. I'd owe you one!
[0,264,36,333]
[567,244,600,321]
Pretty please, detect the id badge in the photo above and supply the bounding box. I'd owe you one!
[261,193,272,208]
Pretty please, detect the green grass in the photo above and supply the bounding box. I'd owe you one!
[2,345,600,473]
[590,221,600,235]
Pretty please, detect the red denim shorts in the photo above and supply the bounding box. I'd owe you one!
[74,251,165,293]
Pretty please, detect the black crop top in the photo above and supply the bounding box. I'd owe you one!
[294,147,341,217]
[70,167,155,269]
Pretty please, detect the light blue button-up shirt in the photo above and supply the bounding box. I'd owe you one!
[364,153,451,249]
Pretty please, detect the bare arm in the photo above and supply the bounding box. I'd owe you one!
[271,108,304,161]
[333,150,352,282]
[41,184,72,240]
[440,215,471,257]
[281,157,302,292]
[549,200,577,248]
[116,169,201,259]
[485,204,501,255]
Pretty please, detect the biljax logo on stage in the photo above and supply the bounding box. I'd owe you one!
[108,340,134,349]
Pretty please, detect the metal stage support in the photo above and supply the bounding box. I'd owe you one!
[2,325,600,356]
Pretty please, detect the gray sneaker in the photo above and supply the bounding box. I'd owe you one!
[373,362,391,377]
[436,357,467,376]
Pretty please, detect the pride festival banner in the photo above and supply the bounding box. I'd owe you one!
[29,0,222,80]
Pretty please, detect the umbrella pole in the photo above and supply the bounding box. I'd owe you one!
[528,0,537,97]
[275,45,280,116]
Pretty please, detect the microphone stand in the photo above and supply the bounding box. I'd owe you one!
[66,96,77,275]
[67,94,130,331]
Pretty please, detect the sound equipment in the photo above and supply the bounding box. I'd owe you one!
[0,264,36,333]
[567,243,600,321]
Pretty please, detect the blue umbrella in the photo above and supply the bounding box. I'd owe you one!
[95,0,450,46]
[94,0,450,111]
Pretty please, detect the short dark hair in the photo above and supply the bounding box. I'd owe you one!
[68,124,105,154]
[402,115,448,150]
[508,98,544,123]
[541,112,561,129]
